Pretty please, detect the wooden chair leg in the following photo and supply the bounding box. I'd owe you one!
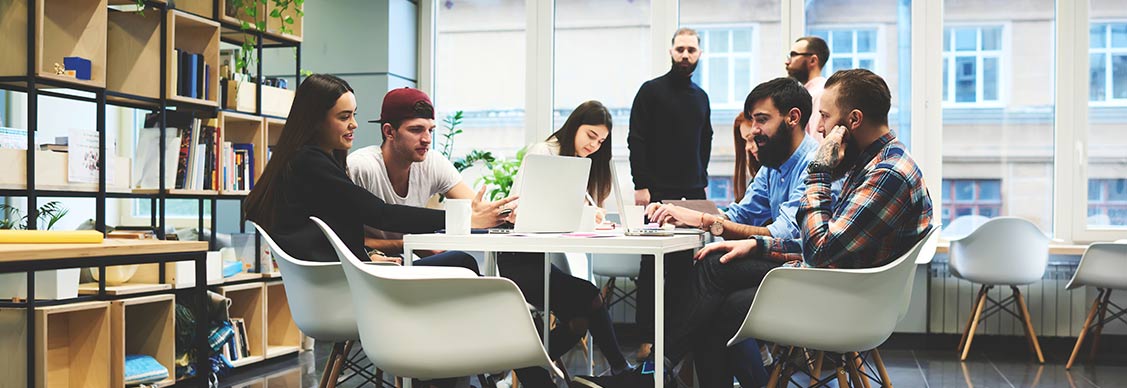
[1067,290,1104,369]
[851,352,871,388]
[319,342,343,388]
[836,367,850,388]
[1089,289,1112,360]
[958,286,988,352]
[601,277,616,305]
[326,340,353,388]
[846,353,864,388]
[1013,287,1045,363]
[810,351,825,387]
[511,370,519,388]
[961,287,990,361]
[767,347,791,388]
[871,349,892,388]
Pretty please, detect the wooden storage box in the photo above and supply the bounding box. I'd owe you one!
[219,282,266,367]
[111,295,175,388]
[106,5,163,100]
[265,2,303,42]
[223,80,295,118]
[218,111,265,195]
[0,301,112,388]
[0,0,108,88]
[132,251,222,288]
[167,10,220,106]
[0,149,132,193]
[264,281,300,358]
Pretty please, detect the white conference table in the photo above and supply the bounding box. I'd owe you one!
[403,231,705,388]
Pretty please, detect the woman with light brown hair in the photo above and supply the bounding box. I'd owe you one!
[732,112,762,203]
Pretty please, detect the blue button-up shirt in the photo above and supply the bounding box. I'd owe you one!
[724,136,820,239]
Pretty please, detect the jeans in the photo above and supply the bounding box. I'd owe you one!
[636,187,706,343]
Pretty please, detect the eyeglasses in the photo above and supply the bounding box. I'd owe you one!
[789,51,815,58]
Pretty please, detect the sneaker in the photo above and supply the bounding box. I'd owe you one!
[760,344,774,367]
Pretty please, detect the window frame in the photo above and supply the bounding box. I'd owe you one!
[686,24,759,110]
[941,23,1009,108]
[1088,21,1127,106]
[806,25,883,76]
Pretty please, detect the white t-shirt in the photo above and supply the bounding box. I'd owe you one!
[347,146,462,239]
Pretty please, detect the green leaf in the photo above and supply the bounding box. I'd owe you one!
[256,21,267,30]
[284,15,294,24]
[241,20,252,30]
[270,8,281,17]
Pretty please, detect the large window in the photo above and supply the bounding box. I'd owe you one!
[707,176,735,207]
[808,28,879,75]
[689,27,756,108]
[940,179,1002,226]
[1088,179,1127,226]
[434,0,527,158]
[1089,22,1127,104]
[943,26,1004,105]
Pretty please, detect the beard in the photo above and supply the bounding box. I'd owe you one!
[752,121,794,169]
[671,58,698,77]
[830,130,862,180]
[788,64,809,84]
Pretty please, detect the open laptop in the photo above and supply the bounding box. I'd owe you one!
[609,162,678,236]
[510,154,591,233]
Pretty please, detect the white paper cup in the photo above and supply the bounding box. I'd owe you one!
[577,206,597,232]
[623,205,645,228]
[445,199,472,235]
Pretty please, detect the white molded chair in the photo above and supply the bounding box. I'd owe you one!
[947,217,1049,363]
[591,254,642,311]
[728,228,937,388]
[940,214,992,240]
[310,216,563,386]
[1065,242,1127,369]
[251,222,387,388]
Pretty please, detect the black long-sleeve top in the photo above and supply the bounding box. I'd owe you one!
[268,146,444,262]
[628,70,713,192]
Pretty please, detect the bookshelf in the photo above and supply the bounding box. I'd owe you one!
[110,295,175,388]
[0,0,109,89]
[265,1,303,43]
[0,0,305,384]
[0,301,113,388]
[167,11,220,106]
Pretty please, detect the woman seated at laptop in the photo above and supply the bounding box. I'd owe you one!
[244,74,514,273]
[497,101,631,385]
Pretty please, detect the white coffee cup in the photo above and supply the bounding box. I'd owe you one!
[445,199,472,235]
[577,206,597,232]
[622,205,645,228]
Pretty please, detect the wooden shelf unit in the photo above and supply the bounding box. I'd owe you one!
[264,281,300,358]
[166,10,220,106]
[218,111,265,194]
[106,5,162,100]
[0,301,112,388]
[218,282,266,363]
[111,295,175,388]
[0,0,109,89]
[219,0,266,31]
[265,1,303,43]
[0,147,133,194]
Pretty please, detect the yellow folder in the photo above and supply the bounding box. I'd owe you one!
[0,230,105,244]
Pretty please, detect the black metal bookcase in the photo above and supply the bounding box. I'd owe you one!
[0,0,303,386]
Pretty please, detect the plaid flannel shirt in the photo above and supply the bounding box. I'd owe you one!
[754,132,934,268]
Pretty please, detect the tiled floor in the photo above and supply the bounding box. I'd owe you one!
[219,337,1127,387]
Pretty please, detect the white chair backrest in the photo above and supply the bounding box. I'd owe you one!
[941,215,991,240]
[591,254,643,278]
[899,228,940,322]
[948,217,1049,286]
[250,222,357,342]
[1066,242,1127,291]
[730,228,936,353]
[309,216,559,380]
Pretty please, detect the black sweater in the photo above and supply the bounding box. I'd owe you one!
[627,70,713,192]
[267,146,444,262]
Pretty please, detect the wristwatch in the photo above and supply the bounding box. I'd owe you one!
[708,215,724,235]
[807,160,834,175]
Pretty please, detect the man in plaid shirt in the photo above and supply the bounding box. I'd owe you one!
[577,69,933,388]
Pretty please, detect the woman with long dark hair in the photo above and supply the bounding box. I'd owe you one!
[732,112,762,203]
[498,101,630,386]
[244,73,513,268]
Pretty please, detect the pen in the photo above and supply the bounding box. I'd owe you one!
[584,193,596,206]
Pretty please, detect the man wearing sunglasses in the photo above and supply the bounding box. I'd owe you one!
[785,36,831,141]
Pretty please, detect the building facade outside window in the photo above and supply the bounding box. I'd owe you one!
[1088,179,1127,226]
[689,26,757,109]
[1089,22,1127,104]
[941,179,1003,226]
[808,27,879,75]
[943,25,1004,105]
